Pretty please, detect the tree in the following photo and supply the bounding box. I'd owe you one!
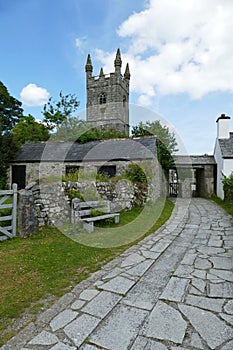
[78,125,127,143]
[12,115,50,146]
[0,81,24,133]
[50,117,89,141]
[132,120,178,170]
[51,116,127,142]
[0,133,18,188]
[42,91,80,130]
[0,81,24,188]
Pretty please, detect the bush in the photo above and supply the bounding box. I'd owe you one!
[96,171,110,182]
[63,169,80,182]
[223,173,233,201]
[124,163,147,184]
[68,189,84,201]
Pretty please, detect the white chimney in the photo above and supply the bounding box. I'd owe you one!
[216,114,230,139]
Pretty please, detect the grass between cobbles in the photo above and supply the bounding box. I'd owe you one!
[0,198,174,345]
[211,196,233,217]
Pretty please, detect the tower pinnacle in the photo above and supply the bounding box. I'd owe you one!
[114,48,122,74]
[124,63,130,80]
[85,54,93,73]
[99,67,104,77]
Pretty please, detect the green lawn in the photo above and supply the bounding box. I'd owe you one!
[211,196,233,217]
[63,197,168,248]
[0,198,173,345]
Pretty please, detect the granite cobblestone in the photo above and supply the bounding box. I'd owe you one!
[1,198,232,350]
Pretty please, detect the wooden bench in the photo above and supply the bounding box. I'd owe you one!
[82,213,120,232]
[71,199,120,232]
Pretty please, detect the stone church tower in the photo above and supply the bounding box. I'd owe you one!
[85,48,130,136]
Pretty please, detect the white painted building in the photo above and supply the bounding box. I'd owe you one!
[214,114,233,199]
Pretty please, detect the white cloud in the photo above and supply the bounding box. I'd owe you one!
[97,0,233,105]
[75,38,83,49]
[138,94,153,107]
[20,83,50,106]
[75,37,86,52]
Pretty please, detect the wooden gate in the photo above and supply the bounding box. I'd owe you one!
[0,184,17,241]
[169,182,179,197]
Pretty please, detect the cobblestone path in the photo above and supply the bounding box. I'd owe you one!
[1,198,233,350]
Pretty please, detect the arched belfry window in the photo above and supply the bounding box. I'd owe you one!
[99,92,106,104]
[123,95,127,107]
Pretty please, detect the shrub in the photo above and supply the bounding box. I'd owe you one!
[124,163,147,184]
[62,169,79,182]
[68,189,84,201]
[222,173,233,201]
[96,171,110,182]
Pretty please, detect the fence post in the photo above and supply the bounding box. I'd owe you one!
[12,183,17,237]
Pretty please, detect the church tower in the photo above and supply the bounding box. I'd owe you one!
[85,48,130,136]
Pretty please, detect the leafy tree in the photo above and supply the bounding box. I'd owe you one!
[79,125,127,143]
[0,133,18,188]
[50,117,89,141]
[0,81,24,188]
[51,116,127,142]
[0,81,23,133]
[99,126,127,140]
[132,120,178,170]
[42,91,80,130]
[12,115,50,146]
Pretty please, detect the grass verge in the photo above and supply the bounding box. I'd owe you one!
[211,196,233,217]
[0,198,174,345]
[63,197,167,248]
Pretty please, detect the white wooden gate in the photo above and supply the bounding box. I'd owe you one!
[0,184,17,240]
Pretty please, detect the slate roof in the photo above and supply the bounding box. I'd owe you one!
[175,155,216,166]
[218,132,233,158]
[13,136,156,163]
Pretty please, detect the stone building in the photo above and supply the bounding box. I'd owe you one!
[85,48,130,135]
[9,136,159,191]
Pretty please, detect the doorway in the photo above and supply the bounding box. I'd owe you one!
[12,165,26,190]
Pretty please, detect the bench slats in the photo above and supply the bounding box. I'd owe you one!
[71,198,119,231]
[81,213,120,223]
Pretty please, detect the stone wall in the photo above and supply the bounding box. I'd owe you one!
[17,185,38,238]
[18,182,70,237]
[64,179,156,212]
[17,179,160,237]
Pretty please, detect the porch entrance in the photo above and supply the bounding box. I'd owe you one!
[169,155,216,198]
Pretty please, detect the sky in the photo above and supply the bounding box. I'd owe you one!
[1,0,233,155]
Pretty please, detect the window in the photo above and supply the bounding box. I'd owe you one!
[99,92,106,104]
[66,165,80,175]
[123,95,127,107]
[98,165,116,178]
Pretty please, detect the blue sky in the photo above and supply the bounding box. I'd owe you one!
[1,0,233,154]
